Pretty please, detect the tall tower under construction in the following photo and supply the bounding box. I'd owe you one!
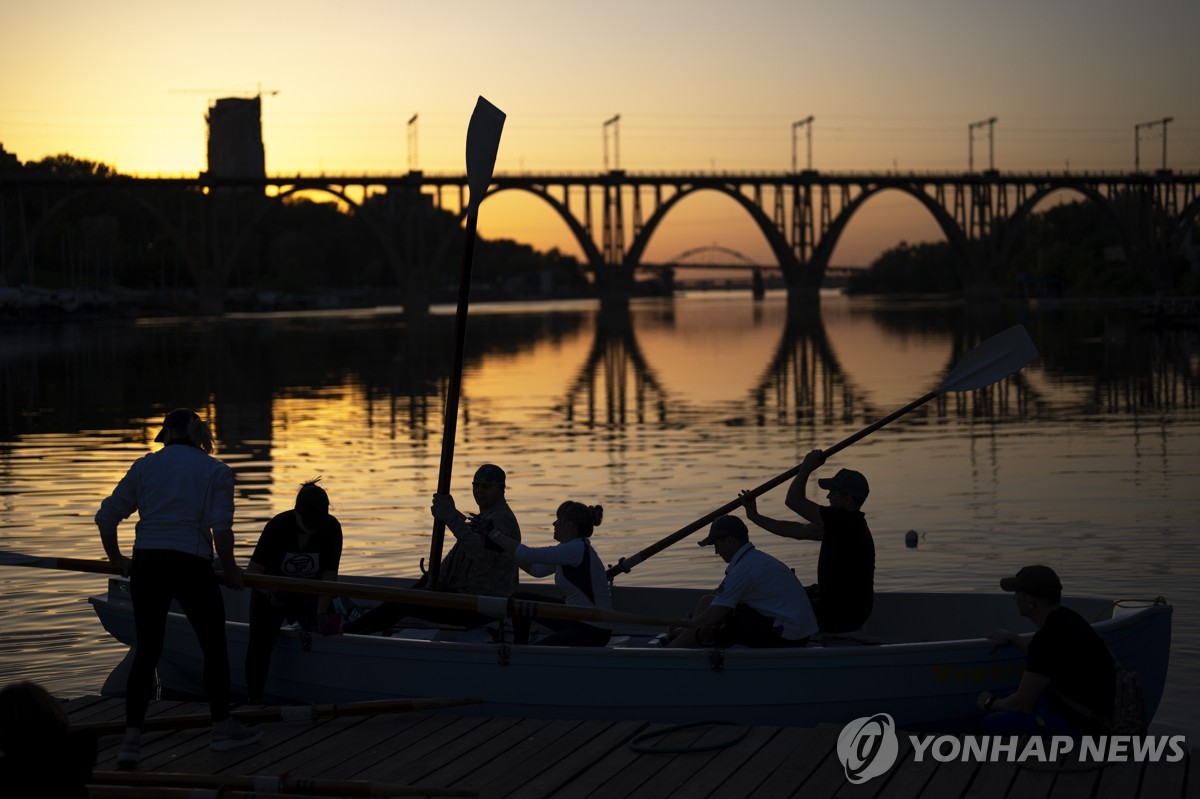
[205,96,265,179]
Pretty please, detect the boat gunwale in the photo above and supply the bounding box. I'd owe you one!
[87,589,1172,661]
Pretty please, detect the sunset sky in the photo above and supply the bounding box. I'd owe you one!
[3,0,1197,264]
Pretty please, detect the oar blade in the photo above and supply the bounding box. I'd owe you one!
[938,324,1038,393]
[465,96,506,216]
[0,551,44,568]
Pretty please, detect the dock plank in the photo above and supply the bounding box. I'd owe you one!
[624,722,760,799]
[667,725,782,799]
[373,715,540,787]
[448,718,590,797]
[1004,762,1057,799]
[712,726,815,799]
[836,735,921,799]
[569,721,717,798]
[745,726,835,799]
[1093,761,1147,799]
[961,760,1018,799]
[915,761,982,799]
[1138,754,1187,799]
[55,697,1198,799]
[503,719,648,799]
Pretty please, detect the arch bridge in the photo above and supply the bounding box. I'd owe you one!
[3,169,1197,307]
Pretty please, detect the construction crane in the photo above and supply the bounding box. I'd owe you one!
[169,87,280,100]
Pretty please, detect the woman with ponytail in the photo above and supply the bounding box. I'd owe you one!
[484,501,612,646]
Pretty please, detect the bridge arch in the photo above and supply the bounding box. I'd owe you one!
[1171,195,1200,256]
[224,185,401,283]
[3,186,202,287]
[810,184,970,278]
[624,185,795,279]
[454,185,604,273]
[998,184,1134,266]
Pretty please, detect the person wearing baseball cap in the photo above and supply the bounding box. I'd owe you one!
[738,449,875,634]
[666,515,818,649]
[977,564,1117,735]
[344,463,521,635]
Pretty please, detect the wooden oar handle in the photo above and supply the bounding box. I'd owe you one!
[0,553,691,630]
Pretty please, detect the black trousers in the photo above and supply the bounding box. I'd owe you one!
[126,549,230,727]
[245,591,305,703]
[713,604,808,648]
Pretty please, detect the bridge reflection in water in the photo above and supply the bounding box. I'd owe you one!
[558,299,1018,436]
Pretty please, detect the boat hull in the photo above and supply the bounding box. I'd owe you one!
[90,580,1172,730]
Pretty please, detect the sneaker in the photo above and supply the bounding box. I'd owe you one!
[115,739,141,769]
[210,719,263,752]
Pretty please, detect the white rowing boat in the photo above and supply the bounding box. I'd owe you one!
[89,576,1171,730]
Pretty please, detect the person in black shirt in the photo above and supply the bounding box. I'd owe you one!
[244,478,343,703]
[739,449,874,633]
[978,564,1116,735]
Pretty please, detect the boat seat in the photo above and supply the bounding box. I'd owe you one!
[606,635,631,647]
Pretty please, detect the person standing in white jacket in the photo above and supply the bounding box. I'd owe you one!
[96,408,261,768]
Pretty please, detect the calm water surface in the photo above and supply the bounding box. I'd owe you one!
[1,292,1197,738]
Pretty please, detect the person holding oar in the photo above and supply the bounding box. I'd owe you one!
[95,408,262,767]
[244,478,343,703]
[666,515,818,648]
[740,449,875,635]
[485,500,613,646]
[343,463,521,635]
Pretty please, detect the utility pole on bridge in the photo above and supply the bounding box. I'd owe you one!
[601,115,624,272]
[603,114,621,171]
[1134,117,1173,172]
[407,113,418,172]
[792,116,814,172]
[968,117,998,172]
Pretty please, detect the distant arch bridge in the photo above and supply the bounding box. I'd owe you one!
[3,169,1198,303]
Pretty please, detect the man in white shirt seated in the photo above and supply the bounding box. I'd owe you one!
[667,515,819,648]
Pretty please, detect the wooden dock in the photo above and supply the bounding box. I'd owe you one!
[64,696,1196,798]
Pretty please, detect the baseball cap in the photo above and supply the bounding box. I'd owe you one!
[697,515,749,546]
[1000,564,1062,602]
[154,408,199,443]
[473,464,506,486]
[817,468,870,501]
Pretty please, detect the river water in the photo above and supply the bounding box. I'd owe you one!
[1,291,1196,739]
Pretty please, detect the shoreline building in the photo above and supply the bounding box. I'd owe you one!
[205,96,265,181]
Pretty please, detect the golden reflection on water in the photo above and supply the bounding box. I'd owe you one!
[0,292,1197,736]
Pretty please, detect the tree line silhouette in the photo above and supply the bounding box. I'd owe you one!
[0,146,592,315]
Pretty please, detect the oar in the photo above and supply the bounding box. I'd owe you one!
[606,323,1039,580]
[89,774,477,798]
[77,696,481,736]
[426,96,506,590]
[0,552,691,629]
